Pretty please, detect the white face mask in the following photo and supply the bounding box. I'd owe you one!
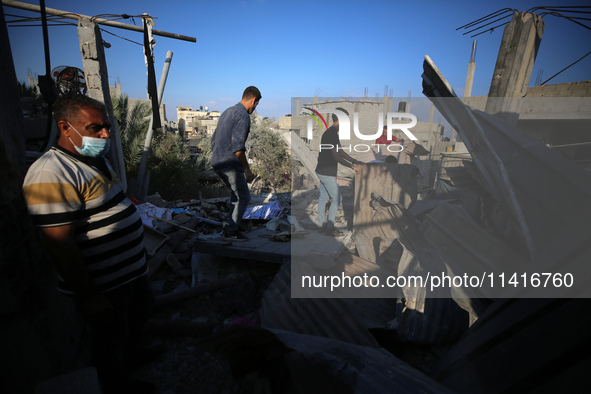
[68,122,110,158]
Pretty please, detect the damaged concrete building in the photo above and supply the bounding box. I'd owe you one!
[2,4,591,393]
[281,96,453,189]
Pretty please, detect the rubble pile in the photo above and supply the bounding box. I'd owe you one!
[86,58,591,393]
[129,192,291,393]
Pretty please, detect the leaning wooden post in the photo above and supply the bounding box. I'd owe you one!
[77,17,126,190]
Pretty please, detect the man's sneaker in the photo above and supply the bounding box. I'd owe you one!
[223,231,248,242]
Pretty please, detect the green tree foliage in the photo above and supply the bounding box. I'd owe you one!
[112,94,151,173]
[147,132,201,200]
[246,113,291,192]
[195,135,212,172]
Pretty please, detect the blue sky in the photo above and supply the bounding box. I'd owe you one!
[6,0,591,121]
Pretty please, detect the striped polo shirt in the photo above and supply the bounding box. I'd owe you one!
[23,146,147,294]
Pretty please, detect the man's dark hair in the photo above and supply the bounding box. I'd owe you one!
[242,86,262,101]
[332,107,349,123]
[335,107,349,116]
[54,94,106,122]
[385,155,398,164]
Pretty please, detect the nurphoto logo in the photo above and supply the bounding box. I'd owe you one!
[301,107,419,153]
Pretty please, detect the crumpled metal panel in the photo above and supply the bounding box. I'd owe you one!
[422,55,591,262]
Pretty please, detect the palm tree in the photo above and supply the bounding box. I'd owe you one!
[112,94,151,174]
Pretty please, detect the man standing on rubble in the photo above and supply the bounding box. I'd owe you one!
[210,86,261,242]
[315,112,363,236]
[22,94,157,393]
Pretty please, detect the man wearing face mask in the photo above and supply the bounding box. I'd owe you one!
[22,94,157,393]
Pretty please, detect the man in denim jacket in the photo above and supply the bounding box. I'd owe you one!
[210,86,261,241]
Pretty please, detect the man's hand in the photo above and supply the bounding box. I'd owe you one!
[245,168,255,183]
[352,163,363,174]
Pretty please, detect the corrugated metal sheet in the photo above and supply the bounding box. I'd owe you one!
[259,264,382,347]
[271,329,455,394]
[353,195,470,344]
[420,202,530,299]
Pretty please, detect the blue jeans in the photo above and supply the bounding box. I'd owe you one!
[316,173,340,229]
[216,169,251,233]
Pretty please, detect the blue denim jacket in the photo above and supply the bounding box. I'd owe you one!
[210,102,250,172]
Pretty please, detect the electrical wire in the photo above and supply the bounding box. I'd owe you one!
[458,6,591,83]
[8,23,76,27]
[538,11,591,31]
[458,6,591,36]
[99,27,143,46]
[540,50,591,84]
[90,13,156,24]
[6,12,145,46]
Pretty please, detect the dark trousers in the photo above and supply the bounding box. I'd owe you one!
[88,275,154,386]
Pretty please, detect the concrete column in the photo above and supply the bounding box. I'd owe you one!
[77,17,126,190]
[485,11,545,125]
[464,62,476,98]
[464,41,477,98]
